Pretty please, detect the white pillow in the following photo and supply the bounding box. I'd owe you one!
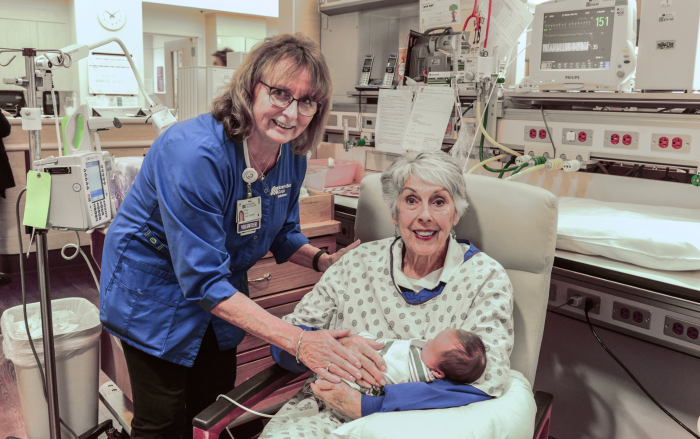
[557,197,700,271]
[331,370,536,439]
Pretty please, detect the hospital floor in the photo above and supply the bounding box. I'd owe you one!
[0,255,117,439]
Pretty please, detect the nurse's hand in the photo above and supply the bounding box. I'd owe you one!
[299,328,363,384]
[311,379,362,420]
[319,240,361,272]
[337,334,387,389]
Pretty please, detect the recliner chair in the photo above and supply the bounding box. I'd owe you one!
[193,173,558,439]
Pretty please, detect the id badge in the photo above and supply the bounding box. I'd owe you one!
[236,197,262,236]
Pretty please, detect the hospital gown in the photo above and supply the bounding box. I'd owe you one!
[262,238,514,439]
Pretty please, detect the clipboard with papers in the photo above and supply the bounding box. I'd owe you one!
[374,87,456,154]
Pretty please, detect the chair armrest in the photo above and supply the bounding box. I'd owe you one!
[533,391,553,439]
[192,364,301,437]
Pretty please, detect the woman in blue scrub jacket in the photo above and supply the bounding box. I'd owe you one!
[99,34,372,438]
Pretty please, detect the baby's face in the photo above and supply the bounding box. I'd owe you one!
[421,329,461,377]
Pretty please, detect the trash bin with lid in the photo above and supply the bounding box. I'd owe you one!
[1,297,102,439]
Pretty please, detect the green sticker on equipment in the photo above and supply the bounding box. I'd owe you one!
[23,171,52,229]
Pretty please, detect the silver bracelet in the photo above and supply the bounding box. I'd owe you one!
[295,329,307,364]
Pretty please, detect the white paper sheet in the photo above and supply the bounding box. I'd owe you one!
[420,0,461,32]
[375,89,414,154]
[212,68,234,100]
[402,86,455,152]
[484,0,532,61]
[88,54,139,95]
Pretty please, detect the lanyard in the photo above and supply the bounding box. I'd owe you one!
[241,139,258,199]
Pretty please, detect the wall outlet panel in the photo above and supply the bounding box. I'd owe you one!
[561,128,594,146]
[557,148,591,162]
[603,130,639,149]
[524,145,555,159]
[524,126,552,143]
[663,316,700,346]
[612,301,652,330]
[567,289,601,315]
[651,133,691,154]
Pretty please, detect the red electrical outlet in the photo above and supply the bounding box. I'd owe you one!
[610,133,620,145]
[539,129,548,140]
[529,129,537,139]
[619,307,630,319]
[658,136,669,148]
[672,322,684,335]
[672,137,683,149]
[688,327,699,340]
[622,134,633,146]
[633,311,644,324]
[578,132,587,142]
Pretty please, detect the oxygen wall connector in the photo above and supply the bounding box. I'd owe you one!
[545,158,564,170]
[563,160,586,172]
[149,104,177,135]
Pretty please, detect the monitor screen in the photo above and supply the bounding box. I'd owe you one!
[540,7,615,70]
[363,58,373,67]
[85,161,105,202]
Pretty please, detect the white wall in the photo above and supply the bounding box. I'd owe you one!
[143,0,278,17]
[70,0,145,107]
[142,2,207,66]
[266,17,279,38]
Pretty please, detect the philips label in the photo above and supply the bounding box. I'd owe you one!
[659,12,676,22]
[656,40,676,50]
[565,76,580,80]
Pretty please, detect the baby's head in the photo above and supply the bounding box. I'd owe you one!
[421,328,486,384]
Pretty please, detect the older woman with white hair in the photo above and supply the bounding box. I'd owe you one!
[263,150,515,438]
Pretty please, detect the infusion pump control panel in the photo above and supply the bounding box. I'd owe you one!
[34,152,113,231]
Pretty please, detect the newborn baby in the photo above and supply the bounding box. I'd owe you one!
[342,328,487,396]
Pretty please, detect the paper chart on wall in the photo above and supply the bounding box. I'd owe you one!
[375,89,414,154]
[402,86,455,152]
[88,54,139,95]
[484,0,533,61]
[212,68,234,101]
[420,0,461,32]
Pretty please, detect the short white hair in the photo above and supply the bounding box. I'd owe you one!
[380,151,468,219]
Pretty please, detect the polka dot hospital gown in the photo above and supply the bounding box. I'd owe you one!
[261,237,514,439]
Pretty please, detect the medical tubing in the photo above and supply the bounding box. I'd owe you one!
[583,305,700,439]
[477,108,520,174]
[61,231,100,292]
[540,107,557,158]
[87,38,155,108]
[217,394,291,419]
[50,89,62,156]
[505,164,546,181]
[15,189,79,439]
[497,156,516,179]
[483,0,493,48]
[476,102,522,157]
[467,154,504,174]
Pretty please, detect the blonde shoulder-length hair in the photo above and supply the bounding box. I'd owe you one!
[211,33,333,156]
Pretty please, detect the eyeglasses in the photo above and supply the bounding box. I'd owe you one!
[260,81,319,117]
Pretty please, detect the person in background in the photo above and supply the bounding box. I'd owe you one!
[212,47,233,66]
[0,110,16,286]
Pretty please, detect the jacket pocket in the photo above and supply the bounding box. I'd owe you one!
[101,256,179,354]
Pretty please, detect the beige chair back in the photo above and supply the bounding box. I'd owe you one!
[354,173,558,386]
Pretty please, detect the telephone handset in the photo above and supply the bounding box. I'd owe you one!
[359,54,374,86]
[381,53,399,88]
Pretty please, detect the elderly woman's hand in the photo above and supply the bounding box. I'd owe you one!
[337,334,387,388]
[298,329,364,383]
[311,379,362,420]
[319,240,361,272]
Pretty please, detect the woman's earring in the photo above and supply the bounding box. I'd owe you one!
[450,228,457,240]
[394,226,401,238]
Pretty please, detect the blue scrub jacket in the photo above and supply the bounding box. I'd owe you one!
[99,113,310,367]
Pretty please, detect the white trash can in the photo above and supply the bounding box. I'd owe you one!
[1,297,102,439]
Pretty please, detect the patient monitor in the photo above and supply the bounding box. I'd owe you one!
[527,0,637,91]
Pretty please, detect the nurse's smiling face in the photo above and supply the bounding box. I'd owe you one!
[250,64,315,149]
